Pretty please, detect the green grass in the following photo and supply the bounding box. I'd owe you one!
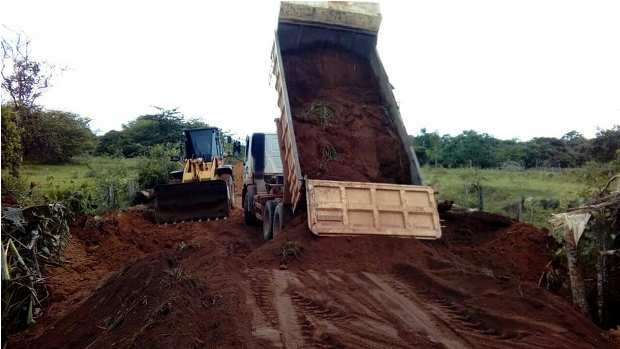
[3,156,141,194]
[421,167,588,228]
[4,159,589,228]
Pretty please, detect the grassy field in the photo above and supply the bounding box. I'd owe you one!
[4,158,589,228]
[9,157,140,190]
[422,167,587,227]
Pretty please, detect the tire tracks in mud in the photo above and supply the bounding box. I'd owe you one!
[246,268,476,348]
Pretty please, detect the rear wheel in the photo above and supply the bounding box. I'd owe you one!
[262,200,277,241]
[244,185,257,226]
[272,203,285,238]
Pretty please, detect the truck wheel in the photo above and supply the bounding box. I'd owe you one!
[262,200,277,241]
[272,203,285,237]
[244,185,257,226]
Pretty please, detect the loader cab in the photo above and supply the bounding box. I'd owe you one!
[184,128,223,160]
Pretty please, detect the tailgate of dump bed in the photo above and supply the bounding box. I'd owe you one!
[305,179,441,239]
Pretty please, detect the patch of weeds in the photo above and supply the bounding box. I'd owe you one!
[322,145,337,161]
[161,266,187,287]
[307,101,335,129]
[279,240,303,265]
[319,144,338,172]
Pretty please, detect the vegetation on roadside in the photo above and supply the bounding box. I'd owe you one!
[411,127,620,169]
[423,157,620,228]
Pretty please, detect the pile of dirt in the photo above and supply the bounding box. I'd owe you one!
[283,48,411,184]
[11,209,263,346]
[439,210,559,283]
[11,208,614,348]
[20,241,255,349]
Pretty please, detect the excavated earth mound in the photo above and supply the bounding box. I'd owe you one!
[11,208,614,348]
[283,48,411,184]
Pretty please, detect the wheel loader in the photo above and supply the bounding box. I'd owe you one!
[154,127,234,223]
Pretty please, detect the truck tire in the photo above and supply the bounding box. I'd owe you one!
[272,202,285,238]
[262,200,277,241]
[244,185,257,226]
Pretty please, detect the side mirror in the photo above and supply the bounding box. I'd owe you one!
[170,155,180,162]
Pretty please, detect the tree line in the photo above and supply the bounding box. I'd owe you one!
[94,107,209,157]
[410,127,620,169]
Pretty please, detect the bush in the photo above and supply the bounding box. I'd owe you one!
[136,144,179,189]
[29,110,97,163]
[1,106,23,176]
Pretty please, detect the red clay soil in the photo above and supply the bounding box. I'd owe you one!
[10,208,614,348]
[283,48,411,184]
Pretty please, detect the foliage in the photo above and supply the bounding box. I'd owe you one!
[411,126,620,169]
[1,174,40,207]
[590,126,620,163]
[95,107,209,157]
[1,31,55,110]
[423,167,587,228]
[136,144,179,189]
[1,105,22,175]
[1,203,71,336]
[25,109,97,163]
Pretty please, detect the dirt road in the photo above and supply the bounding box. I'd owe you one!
[10,207,613,348]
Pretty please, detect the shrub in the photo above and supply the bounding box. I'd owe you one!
[1,106,23,176]
[136,144,179,189]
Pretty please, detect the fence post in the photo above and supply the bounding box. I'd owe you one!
[516,196,524,221]
[478,186,484,211]
[108,184,116,208]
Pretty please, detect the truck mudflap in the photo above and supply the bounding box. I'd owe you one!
[154,180,230,224]
[305,179,441,239]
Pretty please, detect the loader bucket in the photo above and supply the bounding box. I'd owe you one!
[154,180,230,223]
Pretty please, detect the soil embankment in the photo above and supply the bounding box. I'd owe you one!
[11,208,613,349]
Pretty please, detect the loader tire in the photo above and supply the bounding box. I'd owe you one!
[244,185,257,226]
[262,200,277,241]
[219,173,235,209]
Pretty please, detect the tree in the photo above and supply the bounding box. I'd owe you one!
[440,130,498,168]
[1,31,54,110]
[562,130,590,167]
[94,130,128,157]
[1,104,22,175]
[95,108,210,157]
[30,110,96,163]
[1,30,59,165]
[590,126,620,163]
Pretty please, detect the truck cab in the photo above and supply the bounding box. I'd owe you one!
[242,133,285,239]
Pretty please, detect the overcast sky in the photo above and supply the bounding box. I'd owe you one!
[2,0,619,141]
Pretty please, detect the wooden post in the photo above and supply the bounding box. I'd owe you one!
[516,197,524,221]
[596,231,607,325]
[478,186,484,211]
[564,229,590,317]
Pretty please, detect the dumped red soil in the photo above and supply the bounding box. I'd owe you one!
[10,208,614,348]
[283,48,411,184]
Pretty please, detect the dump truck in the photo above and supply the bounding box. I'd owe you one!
[241,133,286,239]
[257,1,441,239]
[154,128,234,223]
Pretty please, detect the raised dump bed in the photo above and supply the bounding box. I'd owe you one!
[272,1,440,239]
